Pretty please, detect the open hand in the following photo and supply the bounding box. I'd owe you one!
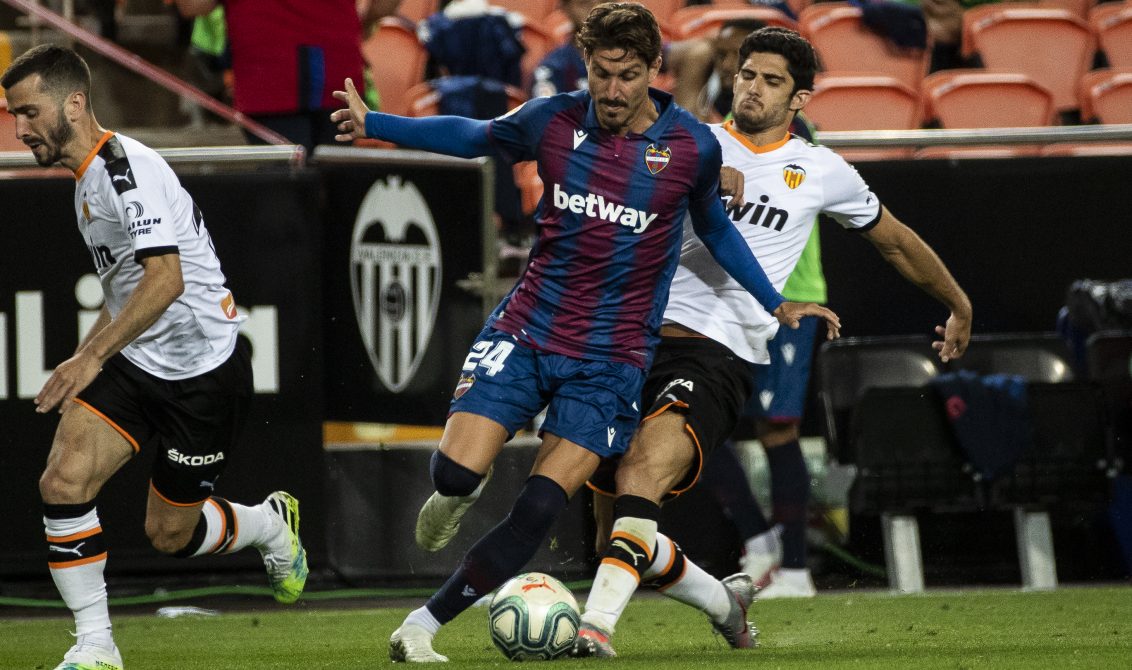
[772,302,841,340]
[330,78,372,142]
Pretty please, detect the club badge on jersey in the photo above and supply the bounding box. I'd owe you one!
[644,143,671,175]
[783,164,806,190]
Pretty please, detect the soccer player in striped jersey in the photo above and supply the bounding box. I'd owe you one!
[3,45,307,670]
[575,27,971,657]
[331,3,838,663]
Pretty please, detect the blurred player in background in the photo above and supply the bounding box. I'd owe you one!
[575,27,971,656]
[332,2,836,662]
[2,44,307,670]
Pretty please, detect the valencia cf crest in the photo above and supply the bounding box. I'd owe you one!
[644,143,671,175]
[350,176,442,393]
[783,164,806,189]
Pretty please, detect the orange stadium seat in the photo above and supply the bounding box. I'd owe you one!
[805,73,920,130]
[961,4,1095,111]
[362,17,428,117]
[396,0,439,22]
[798,2,928,91]
[0,97,27,152]
[1078,68,1132,124]
[922,70,1056,128]
[1038,0,1096,18]
[1040,141,1132,156]
[637,0,685,25]
[545,9,575,44]
[513,160,544,216]
[1090,3,1132,68]
[520,23,556,92]
[490,0,557,22]
[676,7,800,39]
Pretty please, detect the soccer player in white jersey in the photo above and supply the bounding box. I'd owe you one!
[2,45,308,670]
[573,27,972,657]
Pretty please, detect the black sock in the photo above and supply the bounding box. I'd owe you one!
[425,475,567,623]
[767,440,809,569]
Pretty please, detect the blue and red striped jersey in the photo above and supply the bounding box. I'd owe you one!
[486,89,725,368]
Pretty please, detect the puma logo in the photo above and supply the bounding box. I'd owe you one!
[611,539,646,567]
[112,168,132,185]
[48,542,86,557]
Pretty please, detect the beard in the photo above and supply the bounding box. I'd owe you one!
[30,108,74,167]
[731,102,789,136]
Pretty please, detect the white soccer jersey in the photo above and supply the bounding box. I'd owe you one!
[73,132,242,380]
[664,122,881,364]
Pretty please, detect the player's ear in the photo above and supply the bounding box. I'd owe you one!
[789,88,812,112]
[648,55,662,81]
[65,90,88,121]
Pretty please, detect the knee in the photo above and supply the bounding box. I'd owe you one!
[145,517,194,555]
[39,467,88,505]
[430,450,484,497]
[507,476,567,540]
[758,421,800,448]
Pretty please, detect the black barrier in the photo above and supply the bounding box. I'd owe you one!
[820,156,1132,338]
[314,147,496,426]
[0,168,325,577]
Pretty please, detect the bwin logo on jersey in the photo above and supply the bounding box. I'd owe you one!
[351,176,441,393]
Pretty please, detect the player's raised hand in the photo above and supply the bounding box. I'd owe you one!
[34,351,102,414]
[932,310,971,362]
[772,302,841,340]
[331,78,372,142]
[719,166,746,208]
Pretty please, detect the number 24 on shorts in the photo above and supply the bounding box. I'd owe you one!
[463,340,515,377]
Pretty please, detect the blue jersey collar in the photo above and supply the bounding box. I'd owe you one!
[583,88,676,141]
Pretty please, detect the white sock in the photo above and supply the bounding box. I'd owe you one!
[651,532,731,624]
[45,508,112,637]
[581,516,657,634]
[188,498,274,557]
[404,606,442,636]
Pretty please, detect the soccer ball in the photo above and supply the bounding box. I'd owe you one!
[488,572,580,661]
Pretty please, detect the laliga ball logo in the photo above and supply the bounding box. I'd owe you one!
[350,176,442,393]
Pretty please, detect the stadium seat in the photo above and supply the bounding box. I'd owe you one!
[949,333,1075,383]
[675,7,799,39]
[545,9,574,44]
[362,17,429,117]
[520,23,556,93]
[513,160,544,216]
[805,73,920,131]
[1090,3,1132,68]
[1079,68,1132,124]
[798,2,928,91]
[396,0,439,22]
[0,97,26,152]
[961,4,1096,112]
[817,335,944,464]
[489,0,557,22]
[637,0,685,26]
[1040,141,1132,156]
[1038,0,1096,18]
[921,70,1055,128]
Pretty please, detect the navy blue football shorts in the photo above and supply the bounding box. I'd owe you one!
[449,326,644,457]
[744,315,820,422]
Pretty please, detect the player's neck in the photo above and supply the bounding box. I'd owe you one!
[62,116,108,172]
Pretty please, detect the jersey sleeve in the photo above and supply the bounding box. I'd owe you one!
[487,94,563,164]
[107,151,180,262]
[820,150,882,232]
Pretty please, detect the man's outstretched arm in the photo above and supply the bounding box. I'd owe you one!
[331,78,493,158]
[863,206,972,361]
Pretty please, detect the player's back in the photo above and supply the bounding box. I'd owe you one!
[487,89,723,368]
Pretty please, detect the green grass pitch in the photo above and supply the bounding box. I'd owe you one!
[3,587,1130,669]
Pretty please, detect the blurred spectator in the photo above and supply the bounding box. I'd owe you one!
[173,0,367,154]
[531,0,598,98]
[418,0,525,86]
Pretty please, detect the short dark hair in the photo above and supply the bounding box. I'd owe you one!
[1,44,92,104]
[737,27,817,93]
[576,2,662,65]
